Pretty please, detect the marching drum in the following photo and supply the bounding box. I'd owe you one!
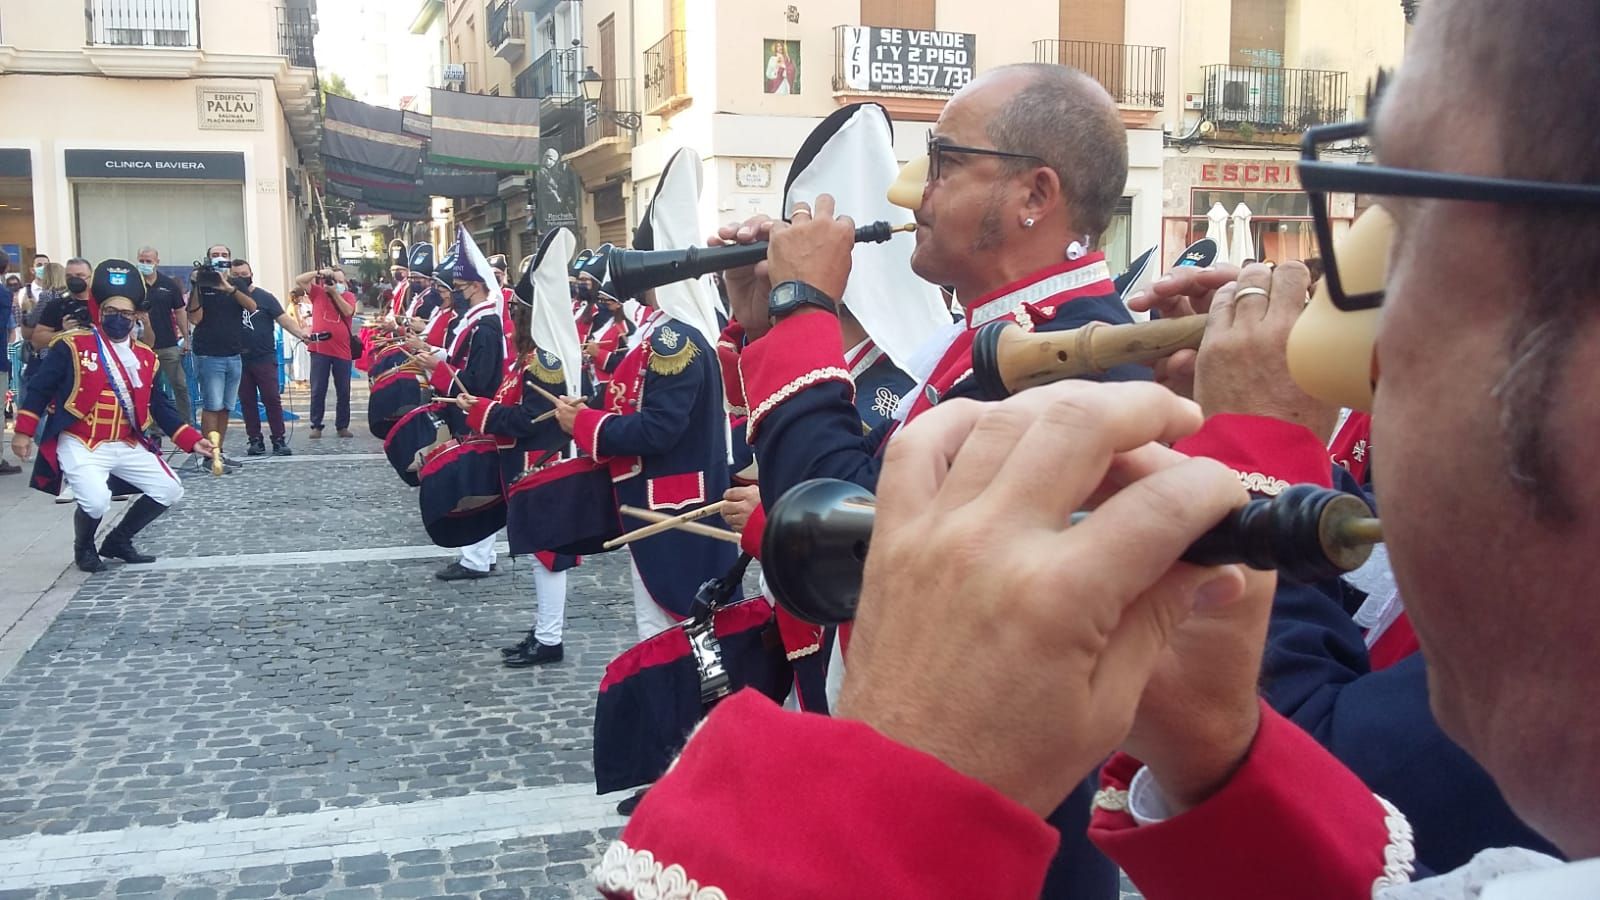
[417,436,507,548]
[366,342,412,380]
[383,401,455,487]
[367,365,431,439]
[505,457,622,556]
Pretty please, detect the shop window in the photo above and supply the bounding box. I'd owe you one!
[74,182,246,270]
[0,177,36,274]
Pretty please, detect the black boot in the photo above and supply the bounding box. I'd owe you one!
[74,509,104,573]
[500,629,537,658]
[503,642,563,668]
[246,436,267,456]
[99,496,168,564]
[271,436,293,457]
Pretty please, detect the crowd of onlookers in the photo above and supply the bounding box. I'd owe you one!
[0,246,363,475]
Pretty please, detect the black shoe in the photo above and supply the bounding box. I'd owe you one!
[246,436,267,456]
[74,509,104,573]
[503,642,563,668]
[99,496,168,564]
[500,630,537,657]
[271,437,293,457]
[616,788,648,816]
[435,562,490,581]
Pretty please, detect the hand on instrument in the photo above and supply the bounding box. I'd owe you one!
[193,438,217,459]
[453,392,477,412]
[710,213,776,339]
[1125,264,1241,400]
[583,341,605,361]
[768,194,855,312]
[11,435,33,462]
[1193,262,1339,442]
[834,380,1249,817]
[720,485,760,534]
[554,396,584,435]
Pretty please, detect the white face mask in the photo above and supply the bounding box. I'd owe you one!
[33,265,44,279]
[137,262,157,276]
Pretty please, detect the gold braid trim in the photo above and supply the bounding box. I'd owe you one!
[529,354,565,385]
[648,339,699,377]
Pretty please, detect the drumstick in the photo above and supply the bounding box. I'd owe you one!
[404,350,469,396]
[607,502,739,549]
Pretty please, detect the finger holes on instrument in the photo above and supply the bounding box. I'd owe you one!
[1057,351,1070,362]
[851,540,869,562]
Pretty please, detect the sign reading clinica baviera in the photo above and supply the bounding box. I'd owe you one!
[64,150,247,181]
[197,86,264,131]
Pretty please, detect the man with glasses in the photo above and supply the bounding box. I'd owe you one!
[12,265,213,572]
[594,2,1600,897]
[710,63,1151,900]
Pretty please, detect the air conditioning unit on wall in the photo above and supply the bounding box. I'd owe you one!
[1204,66,1287,126]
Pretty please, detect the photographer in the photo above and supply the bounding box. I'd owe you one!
[293,266,356,438]
[185,244,255,472]
[233,260,306,456]
[27,259,94,352]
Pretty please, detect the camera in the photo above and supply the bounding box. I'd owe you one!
[191,262,223,289]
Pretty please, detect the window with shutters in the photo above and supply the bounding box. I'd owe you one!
[859,0,933,30]
[1058,0,1124,44]
[1229,0,1287,67]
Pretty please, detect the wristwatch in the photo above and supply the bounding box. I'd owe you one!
[767,281,838,321]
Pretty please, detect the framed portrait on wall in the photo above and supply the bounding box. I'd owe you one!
[764,39,801,94]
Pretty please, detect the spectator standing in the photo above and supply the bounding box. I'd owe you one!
[0,254,16,475]
[23,263,84,358]
[232,260,305,456]
[293,266,356,438]
[185,244,255,472]
[134,246,192,429]
[284,287,312,386]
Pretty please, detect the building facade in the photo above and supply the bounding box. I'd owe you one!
[0,0,322,289]
[422,0,1405,278]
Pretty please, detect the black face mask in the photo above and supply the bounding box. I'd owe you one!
[576,283,594,301]
[451,290,469,311]
[101,313,134,340]
[66,276,88,295]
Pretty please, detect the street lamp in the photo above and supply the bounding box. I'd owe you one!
[578,65,642,132]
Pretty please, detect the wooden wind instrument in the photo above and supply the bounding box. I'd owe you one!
[208,431,224,477]
[971,316,1207,400]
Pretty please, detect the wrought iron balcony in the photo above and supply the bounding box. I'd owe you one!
[1201,64,1349,133]
[643,30,688,116]
[1033,40,1164,108]
[516,48,581,102]
[278,6,316,68]
[488,0,526,61]
[85,0,199,49]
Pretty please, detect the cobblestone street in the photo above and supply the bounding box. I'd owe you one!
[0,386,632,899]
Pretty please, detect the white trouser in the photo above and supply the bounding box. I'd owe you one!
[628,555,676,641]
[57,435,182,520]
[458,533,498,572]
[531,556,568,647]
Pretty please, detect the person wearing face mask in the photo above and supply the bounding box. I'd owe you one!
[292,265,357,438]
[134,246,192,431]
[233,260,306,456]
[11,260,214,572]
[0,255,16,476]
[186,244,256,470]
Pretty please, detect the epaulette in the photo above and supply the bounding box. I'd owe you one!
[49,327,90,347]
[529,348,565,385]
[648,324,698,377]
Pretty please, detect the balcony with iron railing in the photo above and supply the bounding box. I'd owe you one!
[1033,39,1164,123]
[85,0,199,49]
[565,77,638,185]
[278,6,315,68]
[1201,64,1348,138]
[488,0,526,62]
[643,30,689,117]
[516,48,581,103]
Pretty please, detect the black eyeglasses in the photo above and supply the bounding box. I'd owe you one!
[926,130,1046,183]
[1301,120,1600,311]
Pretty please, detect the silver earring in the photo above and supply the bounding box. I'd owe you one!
[1023,217,1035,228]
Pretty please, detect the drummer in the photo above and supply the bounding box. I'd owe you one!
[453,250,579,668]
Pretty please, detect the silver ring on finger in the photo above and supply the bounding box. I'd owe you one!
[1233,287,1269,300]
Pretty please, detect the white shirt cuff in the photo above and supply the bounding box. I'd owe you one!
[1128,766,1178,827]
